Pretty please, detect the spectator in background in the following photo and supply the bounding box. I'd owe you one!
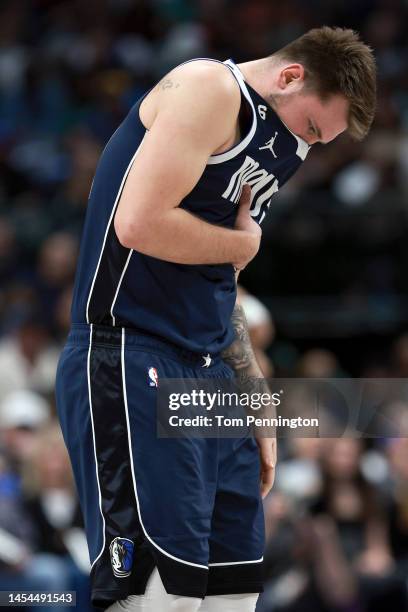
[0,218,18,289]
[385,439,408,579]
[261,438,408,612]
[309,439,400,612]
[22,423,91,611]
[0,390,50,468]
[54,285,74,341]
[34,232,78,326]
[0,312,59,403]
[391,335,408,377]
[0,396,78,611]
[48,131,102,236]
[296,349,343,379]
[0,445,58,612]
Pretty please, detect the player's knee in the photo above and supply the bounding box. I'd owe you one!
[235,593,259,612]
[169,596,202,612]
[105,596,136,611]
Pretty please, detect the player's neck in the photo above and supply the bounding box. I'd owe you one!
[236,58,280,111]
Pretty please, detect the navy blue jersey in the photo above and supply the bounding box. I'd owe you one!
[71,59,309,354]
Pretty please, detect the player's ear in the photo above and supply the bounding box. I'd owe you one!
[278,64,305,91]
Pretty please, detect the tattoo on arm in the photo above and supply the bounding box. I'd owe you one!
[159,78,180,91]
[222,303,276,431]
[222,303,254,371]
[221,303,261,392]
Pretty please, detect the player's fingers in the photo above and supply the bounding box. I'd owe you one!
[260,466,275,499]
[238,183,251,211]
[257,436,275,469]
[270,437,277,465]
[257,437,276,498]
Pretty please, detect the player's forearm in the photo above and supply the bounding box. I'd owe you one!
[223,301,277,455]
[115,207,257,265]
[221,302,264,385]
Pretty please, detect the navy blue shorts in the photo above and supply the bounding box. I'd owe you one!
[56,325,264,609]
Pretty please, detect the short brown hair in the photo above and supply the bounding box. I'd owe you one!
[273,26,377,140]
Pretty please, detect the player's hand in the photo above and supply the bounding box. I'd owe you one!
[255,436,277,499]
[233,184,261,270]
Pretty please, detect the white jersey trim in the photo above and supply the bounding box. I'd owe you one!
[207,59,257,165]
[88,324,107,569]
[208,557,264,567]
[110,250,133,326]
[292,133,310,161]
[86,132,147,325]
[281,124,310,161]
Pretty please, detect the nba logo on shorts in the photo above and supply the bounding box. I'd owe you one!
[109,537,134,578]
[148,366,159,387]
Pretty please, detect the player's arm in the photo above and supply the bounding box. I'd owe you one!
[221,293,277,498]
[114,63,259,269]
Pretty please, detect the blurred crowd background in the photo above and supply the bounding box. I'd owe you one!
[0,0,408,610]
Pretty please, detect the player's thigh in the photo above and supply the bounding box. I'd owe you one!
[56,343,105,564]
[123,345,220,596]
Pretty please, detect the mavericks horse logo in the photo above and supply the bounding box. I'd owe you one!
[109,537,134,578]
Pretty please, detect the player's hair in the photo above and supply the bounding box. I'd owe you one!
[272,26,377,140]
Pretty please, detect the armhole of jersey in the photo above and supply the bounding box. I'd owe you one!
[171,57,257,166]
[207,59,257,165]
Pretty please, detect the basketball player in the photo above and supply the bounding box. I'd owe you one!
[56,27,376,612]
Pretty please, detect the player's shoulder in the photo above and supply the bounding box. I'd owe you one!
[162,59,241,110]
[172,59,237,86]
